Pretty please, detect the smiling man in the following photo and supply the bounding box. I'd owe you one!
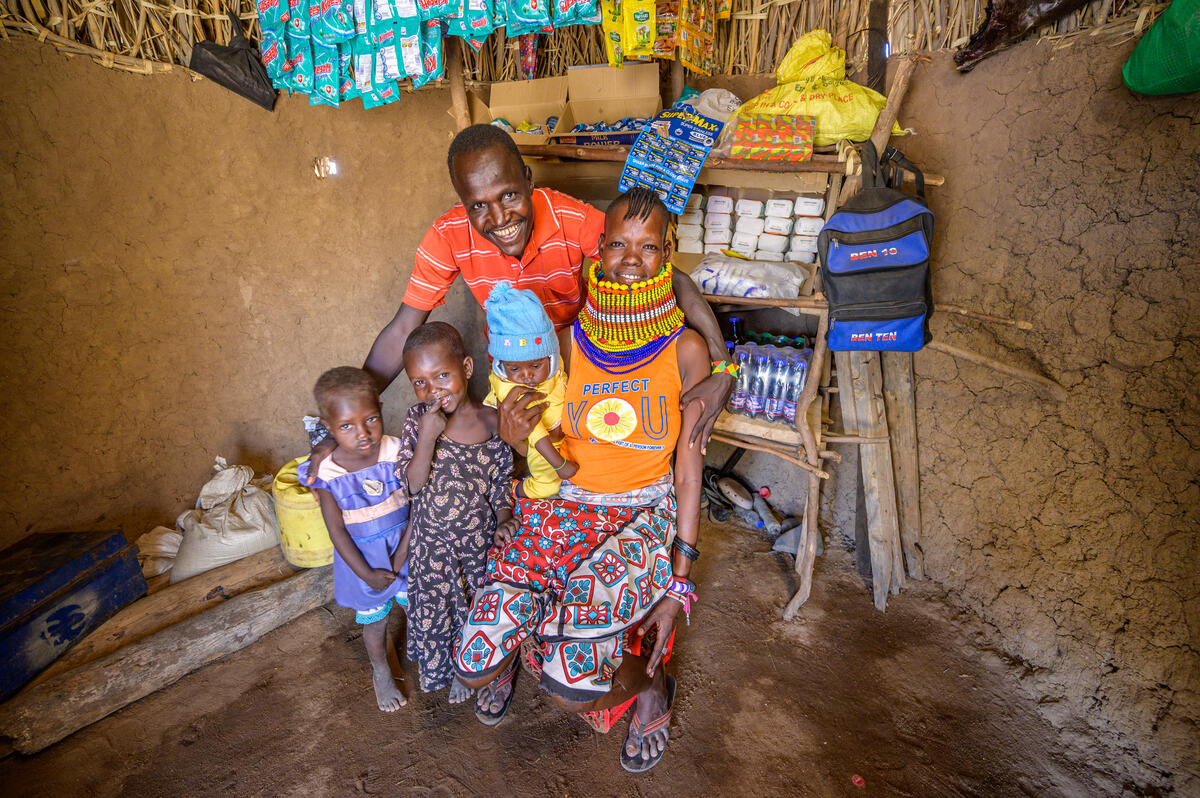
[359,123,732,451]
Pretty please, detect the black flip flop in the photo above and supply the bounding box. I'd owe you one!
[474,662,517,726]
[619,675,677,774]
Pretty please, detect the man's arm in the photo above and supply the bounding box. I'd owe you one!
[363,303,430,393]
[672,269,735,452]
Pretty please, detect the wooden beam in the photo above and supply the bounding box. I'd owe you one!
[0,566,333,754]
[870,56,918,154]
[26,547,298,688]
[926,340,1067,401]
[881,351,924,580]
[446,37,471,131]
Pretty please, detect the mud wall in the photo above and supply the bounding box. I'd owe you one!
[900,42,1199,793]
[0,38,481,550]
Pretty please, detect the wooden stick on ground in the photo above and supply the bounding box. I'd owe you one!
[937,303,1034,330]
[0,566,332,754]
[26,546,298,688]
[927,340,1068,401]
[881,351,925,580]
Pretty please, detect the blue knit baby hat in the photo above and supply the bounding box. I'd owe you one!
[485,281,558,365]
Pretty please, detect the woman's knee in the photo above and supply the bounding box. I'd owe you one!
[548,694,591,713]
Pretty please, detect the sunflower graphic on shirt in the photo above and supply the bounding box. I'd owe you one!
[586,398,638,441]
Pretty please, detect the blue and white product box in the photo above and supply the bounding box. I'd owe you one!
[619,104,722,214]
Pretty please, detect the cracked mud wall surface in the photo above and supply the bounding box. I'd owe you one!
[900,42,1199,793]
[0,38,484,549]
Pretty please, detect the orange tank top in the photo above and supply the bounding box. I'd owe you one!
[563,336,682,494]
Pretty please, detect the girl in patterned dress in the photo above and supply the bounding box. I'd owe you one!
[299,367,411,713]
[398,322,515,709]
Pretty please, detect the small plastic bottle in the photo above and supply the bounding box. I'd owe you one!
[746,354,769,418]
[764,356,789,422]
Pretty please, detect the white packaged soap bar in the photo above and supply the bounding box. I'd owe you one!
[757,232,788,253]
[734,216,766,236]
[792,216,824,236]
[790,234,819,253]
[731,231,759,252]
[787,249,817,264]
[706,195,735,214]
[677,237,704,254]
[704,243,727,254]
[763,215,792,235]
[677,222,704,240]
[765,198,794,218]
[684,193,704,212]
[735,198,764,218]
[704,227,733,245]
[679,209,704,226]
[704,211,732,231]
[793,197,825,216]
[753,251,784,262]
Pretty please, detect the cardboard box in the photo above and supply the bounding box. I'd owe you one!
[467,75,568,147]
[551,63,662,147]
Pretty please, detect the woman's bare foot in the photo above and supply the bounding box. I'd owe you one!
[476,669,514,714]
[449,677,475,704]
[372,665,406,712]
[623,669,672,766]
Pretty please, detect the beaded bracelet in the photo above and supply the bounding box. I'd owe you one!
[711,360,740,378]
[673,539,700,562]
[666,588,698,625]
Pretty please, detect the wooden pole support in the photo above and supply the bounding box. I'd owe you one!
[0,566,333,754]
[446,37,471,131]
[26,546,299,688]
[870,56,918,154]
[881,351,924,580]
[927,340,1068,401]
[937,303,1034,330]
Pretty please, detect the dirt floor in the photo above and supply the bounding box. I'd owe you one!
[1,522,1113,797]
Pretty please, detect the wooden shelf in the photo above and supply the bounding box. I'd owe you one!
[714,411,804,447]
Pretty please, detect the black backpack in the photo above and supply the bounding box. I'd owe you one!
[818,142,934,351]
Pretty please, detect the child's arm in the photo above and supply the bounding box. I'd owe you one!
[533,436,577,479]
[315,488,396,591]
[490,438,517,546]
[391,524,413,572]
[406,408,446,494]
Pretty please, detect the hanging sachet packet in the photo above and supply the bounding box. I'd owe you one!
[622,0,655,58]
[372,26,404,82]
[600,0,623,67]
[393,16,424,78]
[310,39,340,105]
[338,42,362,101]
[362,79,401,108]
[504,0,551,36]
[258,0,288,31]
[260,26,289,87]
[352,0,369,34]
[311,0,357,44]
[412,19,445,87]
[352,36,375,91]
[286,0,309,36]
[286,32,315,92]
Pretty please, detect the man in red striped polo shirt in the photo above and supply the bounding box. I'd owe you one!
[357,124,734,453]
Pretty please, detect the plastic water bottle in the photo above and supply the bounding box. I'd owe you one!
[764,356,789,422]
[782,352,811,424]
[746,354,769,418]
[729,316,743,343]
[729,345,752,414]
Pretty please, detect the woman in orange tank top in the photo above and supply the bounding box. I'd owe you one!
[455,189,711,773]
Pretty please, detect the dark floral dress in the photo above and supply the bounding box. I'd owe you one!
[400,403,513,692]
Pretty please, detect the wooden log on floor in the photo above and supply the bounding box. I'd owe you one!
[27,546,298,688]
[881,351,925,580]
[927,340,1067,401]
[848,351,905,610]
[0,566,332,754]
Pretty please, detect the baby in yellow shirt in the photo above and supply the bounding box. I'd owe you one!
[483,282,577,499]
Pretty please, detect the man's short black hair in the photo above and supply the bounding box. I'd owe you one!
[446,124,523,179]
[608,187,671,241]
[403,321,467,361]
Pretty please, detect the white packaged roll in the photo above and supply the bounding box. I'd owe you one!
[705,211,732,231]
[684,193,704,211]
[679,209,704,226]
[706,195,734,214]
[677,222,704,240]
[677,237,704,254]
[731,243,756,259]
[752,250,783,262]
[765,198,794,218]
[790,234,819,253]
[793,196,825,216]
[787,249,817,264]
[763,215,792,235]
[704,227,733,245]
[734,216,766,236]
[792,216,824,236]
[757,232,788,254]
[731,230,759,252]
[735,198,764,218]
[704,243,727,254]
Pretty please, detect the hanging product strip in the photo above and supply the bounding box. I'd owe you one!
[601,0,729,73]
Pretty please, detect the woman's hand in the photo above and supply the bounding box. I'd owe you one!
[637,596,683,677]
[494,516,519,547]
[498,387,546,450]
[680,372,734,453]
[364,567,397,592]
[417,406,447,440]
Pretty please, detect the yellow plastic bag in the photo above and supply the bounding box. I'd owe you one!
[737,29,902,147]
[776,30,845,83]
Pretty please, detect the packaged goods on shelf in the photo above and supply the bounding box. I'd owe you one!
[677,222,704,239]
[705,211,732,231]
[794,197,825,216]
[787,249,817,264]
[792,216,824,236]
[763,215,792,235]
[790,234,819,252]
[735,216,766,236]
[704,243,727,254]
[735,198,764,218]
[707,195,735,214]
[678,237,704,254]
[679,209,704,225]
[705,227,733,245]
[765,198,794,218]
[685,194,704,211]
[731,231,758,252]
[757,232,788,253]
[690,254,806,301]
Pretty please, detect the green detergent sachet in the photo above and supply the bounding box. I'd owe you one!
[310,38,340,105]
[285,31,315,93]
[412,18,445,87]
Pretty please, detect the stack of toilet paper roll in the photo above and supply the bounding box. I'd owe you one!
[674,193,825,265]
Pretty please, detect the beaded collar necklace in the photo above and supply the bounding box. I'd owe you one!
[573,261,685,375]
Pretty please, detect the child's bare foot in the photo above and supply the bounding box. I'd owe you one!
[448,676,474,704]
[372,665,406,711]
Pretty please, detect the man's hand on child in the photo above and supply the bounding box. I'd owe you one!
[494,517,519,546]
[498,387,546,450]
[303,436,338,485]
[365,568,397,592]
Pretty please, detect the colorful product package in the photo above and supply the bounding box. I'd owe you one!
[727,112,815,162]
[362,79,401,108]
[310,39,340,105]
[411,18,445,87]
[653,0,678,57]
[352,0,369,34]
[258,0,289,30]
[619,103,721,213]
[310,0,357,43]
[287,0,309,35]
[338,42,362,101]
[552,0,598,27]
[371,25,404,81]
[504,0,551,36]
[622,0,655,58]
[418,0,456,20]
[286,32,315,92]
[600,0,623,66]
[260,25,290,86]
[394,15,424,77]
[446,0,494,45]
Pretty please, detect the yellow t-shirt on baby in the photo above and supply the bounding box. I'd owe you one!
[484,368,567,499]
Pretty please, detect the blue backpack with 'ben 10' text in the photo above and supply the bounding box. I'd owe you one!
[818,141,934,351]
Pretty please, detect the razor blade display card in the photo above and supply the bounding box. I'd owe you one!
[619,104,721,214]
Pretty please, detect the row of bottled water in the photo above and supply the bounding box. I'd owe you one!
[727,343,812,424]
